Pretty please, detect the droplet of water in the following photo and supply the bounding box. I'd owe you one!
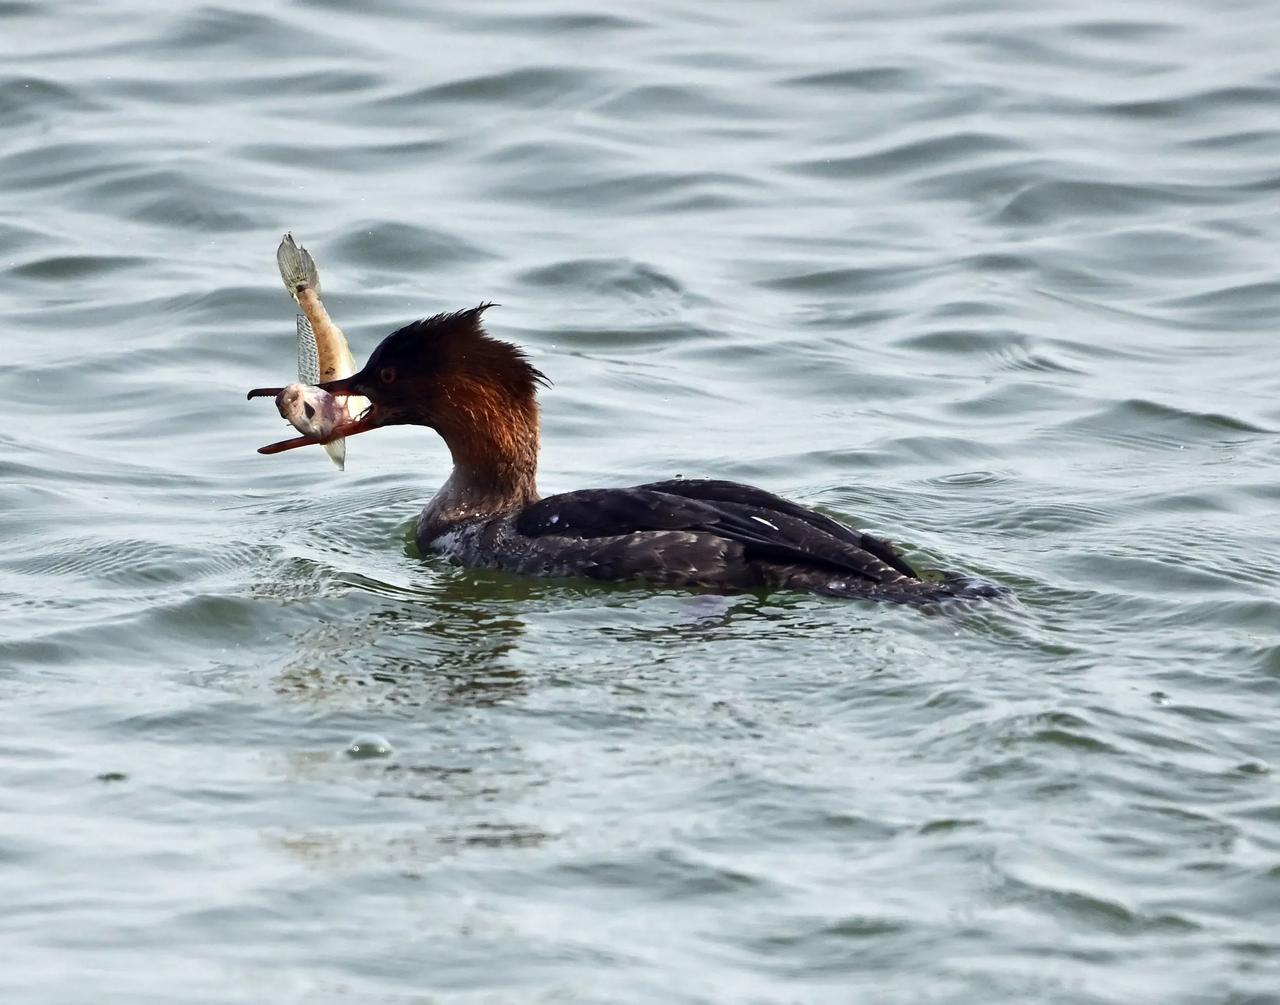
[345,735,392,759]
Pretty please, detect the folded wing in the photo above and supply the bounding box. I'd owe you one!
[514,479,920,586]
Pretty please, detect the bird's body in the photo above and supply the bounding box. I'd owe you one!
[250,306,1000,604]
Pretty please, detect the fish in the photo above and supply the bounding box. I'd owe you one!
[247,234,368,469]
[272,315,349,468]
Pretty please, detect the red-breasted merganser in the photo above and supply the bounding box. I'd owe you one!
[249,305,1001,603]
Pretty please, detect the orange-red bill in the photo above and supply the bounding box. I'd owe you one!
[257,432,322,454]
[255,409,381,455]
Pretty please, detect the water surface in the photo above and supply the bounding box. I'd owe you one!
[2,1,1279,1001]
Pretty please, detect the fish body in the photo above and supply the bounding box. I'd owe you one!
[275,315,347,466]
[275,234,368,469]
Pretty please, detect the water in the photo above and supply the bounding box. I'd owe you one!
[2,1,1278,1001]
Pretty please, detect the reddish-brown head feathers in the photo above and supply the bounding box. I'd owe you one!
[360,304,548,407]
[327,305,546,491]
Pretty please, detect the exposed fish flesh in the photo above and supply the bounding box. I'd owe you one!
[271,371,347,441]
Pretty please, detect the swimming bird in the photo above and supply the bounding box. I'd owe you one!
[249,305,999,603]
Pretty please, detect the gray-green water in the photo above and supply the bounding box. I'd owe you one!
[3,1,1279,1001]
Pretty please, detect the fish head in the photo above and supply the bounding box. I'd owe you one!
[246,381,359,457]
[274,383,337,438]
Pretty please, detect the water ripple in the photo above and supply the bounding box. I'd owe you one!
[2,0,1279,1002]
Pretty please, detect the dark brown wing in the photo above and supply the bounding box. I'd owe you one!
[515,483,921,586]
[637,478,921,579]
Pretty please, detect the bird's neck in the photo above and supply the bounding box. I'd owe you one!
[424,380,541,528]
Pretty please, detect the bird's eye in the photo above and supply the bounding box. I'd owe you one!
[380,367,397,384]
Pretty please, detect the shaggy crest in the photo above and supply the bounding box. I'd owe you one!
[366,304,550,400]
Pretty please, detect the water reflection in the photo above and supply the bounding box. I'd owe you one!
[271,570,535,709]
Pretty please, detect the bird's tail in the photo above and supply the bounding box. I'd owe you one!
[817,571,1009,605]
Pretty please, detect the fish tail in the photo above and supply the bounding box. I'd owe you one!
[277,233,321,299]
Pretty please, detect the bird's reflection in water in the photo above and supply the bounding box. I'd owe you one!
[265,543,909,715]
[264,567,559,869]
[258,558,902,871]
[271,565,544,710]
[270,819,552,873]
